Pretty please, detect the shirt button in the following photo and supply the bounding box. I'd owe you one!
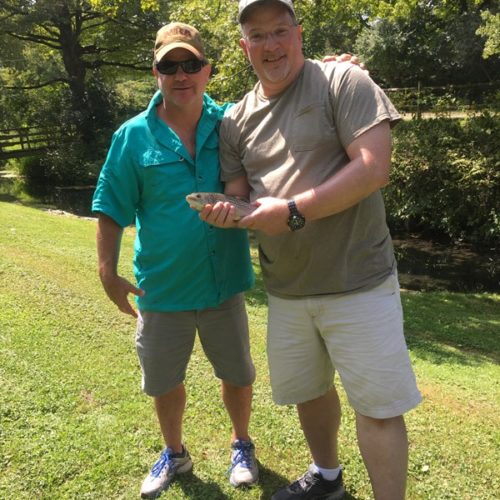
[179,157,184,162]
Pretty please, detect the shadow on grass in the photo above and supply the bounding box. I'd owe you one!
[175,462,361,499]
[175,470,227,499]
[256,461,361,500]
[0,193,18,202]
[403,292,499,365]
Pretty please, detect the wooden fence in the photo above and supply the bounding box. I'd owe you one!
[0,127,57,160]
[383,81,499,118]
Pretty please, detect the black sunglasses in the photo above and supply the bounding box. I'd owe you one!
[155,59,207,75]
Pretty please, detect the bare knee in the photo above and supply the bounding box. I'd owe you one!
[356,413,406,433]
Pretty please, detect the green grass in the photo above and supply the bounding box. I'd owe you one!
[1,201,499,499]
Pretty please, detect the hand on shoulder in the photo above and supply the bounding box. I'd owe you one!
[322,53,368,74]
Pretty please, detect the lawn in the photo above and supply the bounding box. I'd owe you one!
[0,201,498,499]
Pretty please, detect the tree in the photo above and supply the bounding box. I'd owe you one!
[0,0,167,145]
[354,0,499,87]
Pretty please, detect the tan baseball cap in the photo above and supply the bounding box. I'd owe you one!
[238,0,296,23]
[154,22,205,63]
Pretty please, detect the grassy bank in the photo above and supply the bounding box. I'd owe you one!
[0,201,498,499]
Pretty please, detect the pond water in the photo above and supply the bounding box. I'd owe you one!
[393,234,498,293]
[1,173,498,293]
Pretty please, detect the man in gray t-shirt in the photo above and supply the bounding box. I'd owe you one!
[201,1,421,499]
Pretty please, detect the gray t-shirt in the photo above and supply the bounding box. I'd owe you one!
[220,60,401,298]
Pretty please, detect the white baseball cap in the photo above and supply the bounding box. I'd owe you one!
[238,0,296,23]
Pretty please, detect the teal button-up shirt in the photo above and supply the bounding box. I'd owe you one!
[92,91,254,312]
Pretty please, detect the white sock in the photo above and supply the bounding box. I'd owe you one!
[311,463,342,481]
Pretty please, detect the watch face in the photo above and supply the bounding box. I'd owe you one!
[288,214,305,231]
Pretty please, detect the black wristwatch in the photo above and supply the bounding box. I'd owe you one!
[287,200,306,231]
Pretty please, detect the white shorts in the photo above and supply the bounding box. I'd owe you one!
[267,274,422,418]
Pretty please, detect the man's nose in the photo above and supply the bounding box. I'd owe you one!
[263,32,280,50]
[174,66,188,79]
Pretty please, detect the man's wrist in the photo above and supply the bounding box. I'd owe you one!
[286,199,306,231]
[99,265,118,280]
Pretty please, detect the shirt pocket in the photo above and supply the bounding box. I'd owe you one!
[291,102,334,152]
[139,149,193,203]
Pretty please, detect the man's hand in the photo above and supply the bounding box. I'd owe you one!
[199,201,241,228]
[322,53,367,73]
[100,273,144,318]
[200,197,290,235]
[238,197,289,235]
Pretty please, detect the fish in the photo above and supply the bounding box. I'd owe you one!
[185,192,255,221]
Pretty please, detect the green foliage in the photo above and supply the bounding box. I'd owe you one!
[477,10,500,58]
[294,0,364,58]
[166,0,255,102]
[0,0,170,147]
[355,3,499,87]
[385,84,500,116]
[1,0,499,189]
[386,113,500,248]
[114,78,156,121]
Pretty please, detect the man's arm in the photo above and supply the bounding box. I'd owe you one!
[96,213,144,317]
[234,120,392,234]
[295,120,391,219]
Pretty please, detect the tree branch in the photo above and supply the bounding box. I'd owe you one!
[6,31,61,49]
[81,44,119,55]
[39,22,60,38]
[4,78,69,90]
[81,19,112,32]
[86,60,151,71]
[0,11,18,23]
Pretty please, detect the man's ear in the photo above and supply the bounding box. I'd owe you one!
[203,63,213,78]
[239,38,250,59]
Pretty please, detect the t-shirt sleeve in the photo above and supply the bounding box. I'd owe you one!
[91,128,141,228]
[331,64,401,149]
[219,107,247,182]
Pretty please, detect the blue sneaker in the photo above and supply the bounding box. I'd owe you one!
[140,446,192,498]
[229,439,259,487]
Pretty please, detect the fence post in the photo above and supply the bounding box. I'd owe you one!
[416,81,422,120]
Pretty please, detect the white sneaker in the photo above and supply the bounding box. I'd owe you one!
[140,446,192,498]
[229,439,259,487]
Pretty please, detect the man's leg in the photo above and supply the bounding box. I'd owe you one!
[140,383,192,498]
[356,412,408,500]
[197,294,258,487]
[154,383,186,453]
[296,387,341,469]
[222,381,252,441]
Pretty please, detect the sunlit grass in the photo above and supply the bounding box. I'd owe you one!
[1,201,498,499]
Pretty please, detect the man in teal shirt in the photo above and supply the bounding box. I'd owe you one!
[92,22,258,498]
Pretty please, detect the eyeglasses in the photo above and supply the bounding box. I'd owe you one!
[155,59,207,75]
[244,24,296,46]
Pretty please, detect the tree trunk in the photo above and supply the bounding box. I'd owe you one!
[53,2,94,145]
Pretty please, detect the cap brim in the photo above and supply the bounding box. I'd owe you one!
[155,42,203,63]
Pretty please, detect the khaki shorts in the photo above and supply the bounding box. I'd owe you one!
[267,274,422,418]
[136,293,255,397]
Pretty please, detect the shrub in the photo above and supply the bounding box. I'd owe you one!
[386,112,500,248]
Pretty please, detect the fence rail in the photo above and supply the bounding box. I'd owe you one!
[0,127,58,159]
[383,80,499,118]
